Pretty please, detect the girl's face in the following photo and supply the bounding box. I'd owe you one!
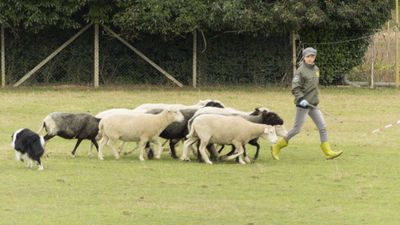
[304,54,316,65]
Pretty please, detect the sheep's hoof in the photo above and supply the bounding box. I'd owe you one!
[98,156,104,161]
[139,157,145,162]
[205,161,213,165]
[38,166,44,171]
[170,153,178,159]
[70,153,76,158]
[244,157,251,164]
[180,156,190,161]
[238,159,246,165]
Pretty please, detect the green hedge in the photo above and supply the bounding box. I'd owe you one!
[5,28,291,86]
[299,28,371,85]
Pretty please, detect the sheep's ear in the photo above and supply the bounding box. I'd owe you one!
[265,126,274,133]
[255,107,260,112]
[263,127,270,134]
[249,108,259,116]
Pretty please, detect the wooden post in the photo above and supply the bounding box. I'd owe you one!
[94,23,99,87]
[292,31,297,77]
[102,25,184,87]
[370,39,375,89]
[396,0,400,88]
[1,24,5,87]
[13,23,93,87]
[192,31,197,88]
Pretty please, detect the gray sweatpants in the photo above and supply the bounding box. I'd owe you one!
[285,107,328,143]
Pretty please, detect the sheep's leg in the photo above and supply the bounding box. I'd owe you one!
[181,138,198,161]
[71,139,83,157]
[98,137,108,160]
[242,145,251,163]
[43,134,55,141]
[150,138,163,159]
[237,155,246,165]
[196,141,202,162]
[221,145,236,158]
[123,143,139,156]
[118,141,126,154]
[226,142,245,164]
[169,139,179,159]
[138,139,148,162]
[207,144,219,161]
[233,144,250,163]
[199,140,212,165]
[146,142,154,159]
[91,138,99,151]
[88,138,99,157]
[249,139,260,161]
[106,139,120,160]
[220,145,237,160]
[217,145,225,154]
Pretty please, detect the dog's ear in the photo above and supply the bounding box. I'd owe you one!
[10,132,16,148]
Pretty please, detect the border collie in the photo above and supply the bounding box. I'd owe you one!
[11,128,45,170]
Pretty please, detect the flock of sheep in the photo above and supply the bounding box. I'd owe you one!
[23,99,287,169]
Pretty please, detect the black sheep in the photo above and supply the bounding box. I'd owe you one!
[38,112,100,156]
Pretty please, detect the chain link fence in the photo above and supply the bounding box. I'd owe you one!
[2,25,292,87]
[1,25,397,87]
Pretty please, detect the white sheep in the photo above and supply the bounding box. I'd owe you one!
[187,106,287,162]
[133,99,224,111]
[95,108,141,118]
[181,114,278,164]
[84,108,142,156]
[98,109,184,161]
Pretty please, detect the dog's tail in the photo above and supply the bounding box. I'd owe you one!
[37,120,45,134]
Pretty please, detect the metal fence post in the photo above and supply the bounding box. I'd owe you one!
[1,24,5,87]
[94,22,99,87]
[192,31,197,88]
[292,31,297,78]
[396,0,399,88]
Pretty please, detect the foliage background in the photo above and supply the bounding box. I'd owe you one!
[0,0,395,86]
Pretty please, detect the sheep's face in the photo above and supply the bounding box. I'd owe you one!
[275,125,288,137]
[168,109,184,122]
[262,112,284,126]
[262,126,278,144]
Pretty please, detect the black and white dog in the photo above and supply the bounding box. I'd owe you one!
[11,128,45,170]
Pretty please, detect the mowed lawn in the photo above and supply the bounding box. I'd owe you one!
[0,86,399,225]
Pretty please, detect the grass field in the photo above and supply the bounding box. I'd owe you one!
[0,86,399,225]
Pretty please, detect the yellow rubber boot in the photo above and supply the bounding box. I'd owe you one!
[271,138,288,160]
[320,142,343,160]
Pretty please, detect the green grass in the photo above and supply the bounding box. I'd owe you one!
[1,86,400,225]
